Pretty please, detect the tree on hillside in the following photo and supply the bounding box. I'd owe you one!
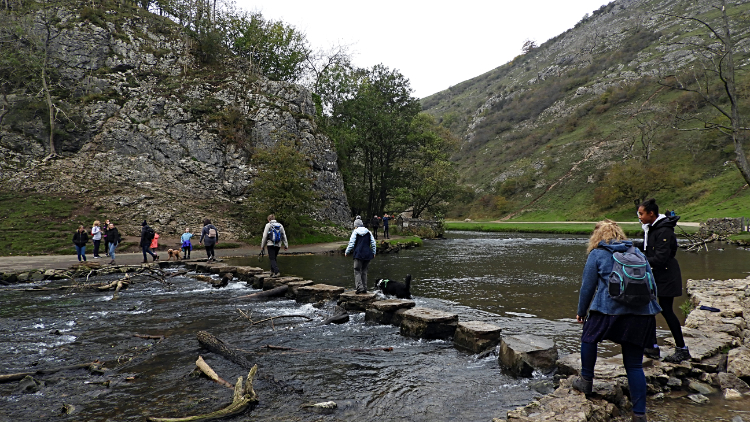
[329,64,422,218]
[659,0,750,186]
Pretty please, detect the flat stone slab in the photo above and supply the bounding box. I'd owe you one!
[208,265,237,275]
[337,291,378,311]
[499,334,558,377]
[557,353,655,379]
[234,266,264,281]
[371,299,416,312]
[295,284,346,303]
[399,307,458,340]
[263,276,303,290]
[285,280,315,298]
[249,272,274,289]
[453,321,502,353]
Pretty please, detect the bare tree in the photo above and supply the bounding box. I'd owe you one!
[659,0,750,185]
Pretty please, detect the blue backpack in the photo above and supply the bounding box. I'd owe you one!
[607,246,657,306]
[270,223,282,244]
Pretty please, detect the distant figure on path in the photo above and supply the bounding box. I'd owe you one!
[91,220,102,258]
[105,222,120,265]
[200,219,219,262]
[572,219,660,422]
[344,217,376,294]
[637,198,689,363]
[73,225,89,262]
[140,221,159,263]
[261,214,288,277]
[181,228,193,259]
[370,215,380,240]
[103,219,112,257]
[382,213,391,239]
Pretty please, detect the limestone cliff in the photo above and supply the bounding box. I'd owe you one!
[0,4,349,238]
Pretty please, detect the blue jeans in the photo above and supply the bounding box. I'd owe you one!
[142,245,156,261]
[581,341,646,415]
[109,242,117,261]
[75,245,87,261]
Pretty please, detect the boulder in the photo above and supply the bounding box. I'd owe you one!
[714,372,750,393]
[728,346,750,379]
[399,307,458,340]
[687,380,716,395]
[337,291,378,312]
[505,384,616,422]
[453,321,502,353]
[499,335,557,377]
[295,284,345,303]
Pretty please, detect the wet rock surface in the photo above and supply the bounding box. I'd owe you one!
[499,334,559,377]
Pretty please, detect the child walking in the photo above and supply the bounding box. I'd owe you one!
[181,228,193,259]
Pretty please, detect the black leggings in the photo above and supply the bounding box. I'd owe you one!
[658,296,685,348]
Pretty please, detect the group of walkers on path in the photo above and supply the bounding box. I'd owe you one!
[572,198,687,422]
[72,220,120,264]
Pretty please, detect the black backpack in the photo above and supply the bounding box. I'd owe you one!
[144,226,155,241]
[607,246,657,306]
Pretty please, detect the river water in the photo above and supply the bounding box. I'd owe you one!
[0,231,748,422]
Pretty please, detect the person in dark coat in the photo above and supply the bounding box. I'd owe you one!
[199,218,219,262]
[370,215,380,240]
[105,222,120,265]
[344,218,377,294]
[140,220,159,263]
[72,225,89,262]
[637,198,689,363]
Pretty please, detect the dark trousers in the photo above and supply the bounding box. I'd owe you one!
[182,246,191,258]
[268,246,280,273]
[205,243,215,260]
[371,226,378,240]
[658,296,686,348]
[141,245,156,261]
[383,225,389,239]
[104,239,110,256]
[93,239,101,257]
[581,341,646,414]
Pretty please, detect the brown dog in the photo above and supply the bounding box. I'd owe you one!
[167,248,181,261]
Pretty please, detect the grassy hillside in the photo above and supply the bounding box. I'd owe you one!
[422,0,750,222]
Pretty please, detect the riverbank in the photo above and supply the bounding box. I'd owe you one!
[445,221,700,237]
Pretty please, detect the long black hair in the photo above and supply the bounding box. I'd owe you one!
[639,198,659,215]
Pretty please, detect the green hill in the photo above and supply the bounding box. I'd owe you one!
[422,0,750,222]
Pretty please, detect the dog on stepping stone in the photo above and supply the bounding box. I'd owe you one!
[376,274,412,299]
[167,248,181,261]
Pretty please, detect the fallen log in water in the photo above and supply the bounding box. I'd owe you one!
[234,285,288,300]
[0,362,101,383]
[196,331,252,369]
[322,306,349,325]
[148,365,258,422]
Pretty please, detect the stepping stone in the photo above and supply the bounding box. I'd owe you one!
[295,284,346,303]
[235,266,264,281]
[498,334,558,377]
[338,291,378,312]
[249,272,274,289]
[365,299,416,325]
[209,265,237,276]
[399,307,458,340]
[453,321,502,353]
[285,280,315,298]
[263,276,303,290]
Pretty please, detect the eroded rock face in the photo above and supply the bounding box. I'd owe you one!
[0,4,349,238]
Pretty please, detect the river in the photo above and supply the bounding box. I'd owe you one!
[0,231,747,421]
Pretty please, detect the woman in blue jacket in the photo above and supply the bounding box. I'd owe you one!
[573,219,661,422]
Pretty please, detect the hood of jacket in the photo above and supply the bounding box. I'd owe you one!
[651,214,680,230]
[597,240,633,253]
[353,227,371,236]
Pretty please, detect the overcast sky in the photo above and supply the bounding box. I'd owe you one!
[235,1,610,98]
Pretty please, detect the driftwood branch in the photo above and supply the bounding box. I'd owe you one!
[196,331,252,369]
[234,285,287,300]
[134,333,165,340]
[147,365,258,422]
[0,362,101,383]
[195,356,233,390]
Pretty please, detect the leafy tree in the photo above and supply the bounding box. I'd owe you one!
[594,160,681,209]
[659,0,750,185]
[392,113,459,218]
[249,138,317,229]
[329,64,421,218]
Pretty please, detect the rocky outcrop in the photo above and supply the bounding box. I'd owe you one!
[0,3,349,239]
[699,218,750,237]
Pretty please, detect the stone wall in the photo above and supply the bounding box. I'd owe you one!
[699,218,750,237]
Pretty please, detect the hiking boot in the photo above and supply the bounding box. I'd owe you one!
[142,260,148,264]
[644,346,660,360]
[632,412,647,422]
[153,254,159,262]
[571,375,593,396]
[109,259,115,265]
[663,347,690,363]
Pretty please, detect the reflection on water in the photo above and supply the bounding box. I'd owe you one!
[0,231,747,421]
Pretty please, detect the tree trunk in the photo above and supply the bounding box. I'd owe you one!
[196,331,252,369]
[234,285,287,300]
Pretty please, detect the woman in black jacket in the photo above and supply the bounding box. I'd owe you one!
[637,198,689,363]
[105,222,120,265]
[72,225,89,262]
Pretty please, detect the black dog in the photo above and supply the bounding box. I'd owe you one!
[376,274,412,299]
